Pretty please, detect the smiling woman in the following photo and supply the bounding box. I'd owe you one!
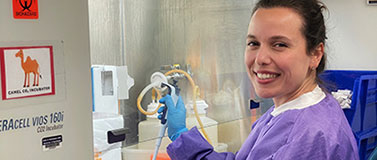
[245,7,322,107]
[159,0,359,159]
[238,1,358,159]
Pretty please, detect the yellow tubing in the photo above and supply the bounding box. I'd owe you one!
[164,69,212,145]
[152,88,156,101]
[136,69,212,145]
[137,84,162,115]
[151,88,162,102]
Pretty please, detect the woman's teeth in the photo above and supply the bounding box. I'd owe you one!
[257,73,278,80]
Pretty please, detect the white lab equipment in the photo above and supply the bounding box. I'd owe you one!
[91,65,134,160]
[93,112,124,159]
[91,65,134,114]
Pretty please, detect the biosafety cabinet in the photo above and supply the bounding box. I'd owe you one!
[0,0,93,160]
[89,0,259,159]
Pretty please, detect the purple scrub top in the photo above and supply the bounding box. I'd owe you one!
[167,94,359,160]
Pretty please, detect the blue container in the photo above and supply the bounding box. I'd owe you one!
[320,70,377,160]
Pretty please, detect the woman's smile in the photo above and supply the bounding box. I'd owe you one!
[254,70,281,84]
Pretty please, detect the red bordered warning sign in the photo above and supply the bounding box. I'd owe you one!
[0,46,55,100]
[13,0,39,19]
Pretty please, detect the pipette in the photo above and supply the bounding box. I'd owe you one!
[152,82,178,160]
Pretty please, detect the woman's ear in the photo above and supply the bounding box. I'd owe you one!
[310,43,324,69]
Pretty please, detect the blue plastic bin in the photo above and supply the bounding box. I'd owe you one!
[320,70,377,160]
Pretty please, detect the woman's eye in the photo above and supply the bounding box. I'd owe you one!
[273,42,288,48]
[247,41,260,47]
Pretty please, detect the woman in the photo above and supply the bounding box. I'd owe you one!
[158,0,359,159]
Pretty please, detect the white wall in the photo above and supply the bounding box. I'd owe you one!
[324,0,377,70]
[0,0,93,160]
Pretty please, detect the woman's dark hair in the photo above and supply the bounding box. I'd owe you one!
[252,0,328,85]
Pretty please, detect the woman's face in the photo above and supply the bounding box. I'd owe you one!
[245,7,321,106]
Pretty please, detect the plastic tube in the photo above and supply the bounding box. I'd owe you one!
[136,69,212,145]
[164,69,212,145]
[137,81,162,115]
[151,88,161,102]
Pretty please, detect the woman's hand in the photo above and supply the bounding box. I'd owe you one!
[158,95,188,141]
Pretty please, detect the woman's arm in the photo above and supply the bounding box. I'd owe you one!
[167,127,236,160]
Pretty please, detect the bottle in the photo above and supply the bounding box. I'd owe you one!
[186,100,220,148]
[138,101,170,149]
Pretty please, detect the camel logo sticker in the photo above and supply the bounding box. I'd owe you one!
[0,46,55,100]
[15,49,42,87]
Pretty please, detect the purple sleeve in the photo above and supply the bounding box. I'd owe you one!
[167,127,236,160]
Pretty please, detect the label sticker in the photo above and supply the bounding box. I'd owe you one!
[0,46,55,100]
[13,0,39,19]
[42,135,63,151]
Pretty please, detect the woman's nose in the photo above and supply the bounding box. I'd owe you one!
[255,46,271,66]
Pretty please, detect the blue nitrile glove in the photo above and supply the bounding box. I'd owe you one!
[158,95,188,141]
